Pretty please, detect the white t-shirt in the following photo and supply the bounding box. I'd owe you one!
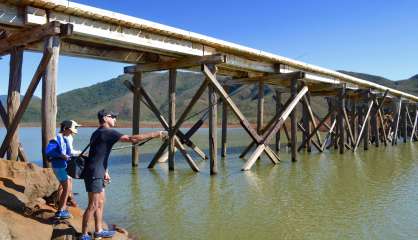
[65,135,81,156]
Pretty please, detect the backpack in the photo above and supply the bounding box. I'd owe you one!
[66,142,91,179]
[66,155,87,179]
[45,139,62,160]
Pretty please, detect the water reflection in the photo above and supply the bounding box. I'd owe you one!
[2,128,418,239]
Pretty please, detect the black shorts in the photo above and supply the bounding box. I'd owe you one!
[84,178,105,193]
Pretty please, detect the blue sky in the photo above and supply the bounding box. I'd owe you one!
[1,0,418,96]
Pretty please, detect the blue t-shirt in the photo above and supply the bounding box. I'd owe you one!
[51,134,71,168]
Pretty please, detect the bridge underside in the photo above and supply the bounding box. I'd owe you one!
[0,0,417,172]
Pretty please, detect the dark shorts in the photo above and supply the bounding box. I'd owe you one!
[84,178,105,193]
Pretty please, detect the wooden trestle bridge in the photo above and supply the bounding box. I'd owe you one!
[1,0,418,174]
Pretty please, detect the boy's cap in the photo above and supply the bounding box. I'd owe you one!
[60,120,81,134]
[97,109,119,120]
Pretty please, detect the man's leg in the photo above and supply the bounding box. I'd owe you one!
[82,192,100,235]
[94,191,105,232]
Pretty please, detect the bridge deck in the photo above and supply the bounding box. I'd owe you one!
[0,0,417,101]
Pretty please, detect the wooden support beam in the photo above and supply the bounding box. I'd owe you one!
[392,99,402,145]
[239,113,278,159]
[0,101,7,127]
[242,86,308,170]
[338,86,346,154]
[370,105,379,147]
[225,71,305,85]
[371,94,388,146]
[202,64,262,143]
[410,109,418,142]
[298,107,335,152]
[221,86,228,157]
[297,122,322,151]
[257,80,264,134]
[171,79,211,142]
[0,47,52,158]
[354,100,374,151]
[131,71,141,167]
[0,100,28,162]
[7,47,23,161]
[351,101,357,145]
[124,54,225,73]
[208,65,218,174]
[168,69,176,171]
[41,36,60,168]
[123,81,201,171]
[275,90,281,152]
[302,93,312,152]
[0,21,72,55]
[343,107,355,147]
[203,64,306,170]
[328,98,337,149]
[321,119,337,151]
[290,79,298,162]
[302,95,322,148]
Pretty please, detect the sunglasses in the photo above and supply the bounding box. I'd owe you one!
[106,115,117,119]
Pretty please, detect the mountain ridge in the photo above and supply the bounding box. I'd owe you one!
[1,70,417,124]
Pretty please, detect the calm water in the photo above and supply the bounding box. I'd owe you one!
[2,128,418,239]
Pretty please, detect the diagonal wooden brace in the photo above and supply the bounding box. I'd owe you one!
[354,100,374,151]
[0,100,28,162]
[123,80,201,171]
[242,86,308,171]
[124,80,207,160]
[297,122,322,151]
[0,48,52,158]
[302,95,322,147]
[322,119,337,151]
[298,106,336,152]
[410,110,418,142]
[202,64,281,168]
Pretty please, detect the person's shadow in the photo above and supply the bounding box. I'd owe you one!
[0,178,55,225]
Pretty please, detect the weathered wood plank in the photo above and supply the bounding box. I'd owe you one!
[0,99,28,162]
[202,64,262,143]
[257,80,265,134]
[298,107,335,152]
[123,80,203,170]
[275,90,281,152]
[168,69,176,170]
[290,79,298,162]
[131,71,141,167]
[209,83,218,175]
[41,36,60,168]
[125,54,225,73]
[411,110,418,142]
[0,47,52,158]
[0,21,72,55]
[7,47,23,161]
[221,86,228,157]
[392,99,402,145]
[225,71,305,85]
[354,100,374,151]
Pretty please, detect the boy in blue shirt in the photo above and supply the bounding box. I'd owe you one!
[51,120,80,219]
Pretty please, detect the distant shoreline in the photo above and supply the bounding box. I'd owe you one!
[0,121,246,129]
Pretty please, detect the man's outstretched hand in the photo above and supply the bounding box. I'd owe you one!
[159,131,169,141]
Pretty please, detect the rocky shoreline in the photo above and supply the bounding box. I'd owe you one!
[0,159,133,240]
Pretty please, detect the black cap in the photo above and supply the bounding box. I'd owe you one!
[97,109,119,120]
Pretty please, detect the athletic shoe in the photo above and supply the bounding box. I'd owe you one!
[54,209,71,219]
[94,230,116,238]
[79,234,91,240]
